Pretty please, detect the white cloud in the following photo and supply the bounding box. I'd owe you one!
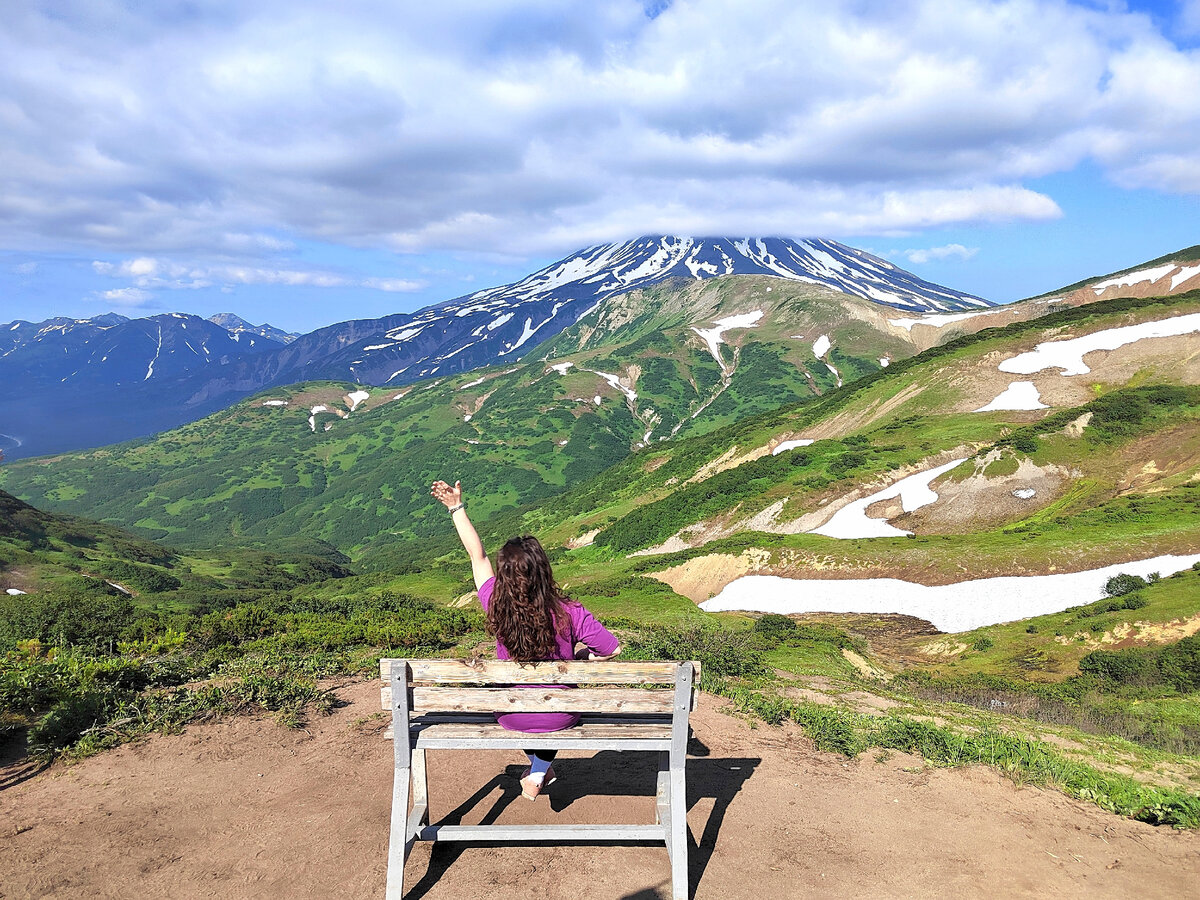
[899,244,980,264]
[14,261,37,274]
[99,287,154,306]
[0,0,1196,261]
[92,256,423,293]
[362,277,425,292]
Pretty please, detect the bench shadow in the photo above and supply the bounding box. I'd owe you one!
[0,729,49,792]
[403,738,758,900]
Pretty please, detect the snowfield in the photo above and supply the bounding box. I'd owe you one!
[1090,264,1176,295]
[999,313,1200,376]
[772,438,815,456]
[592,371,637,402]
[975,381,1048,411]
[692,310,764,370]
[888,310,1003,332]
[307,405,328,432]
[811,458,967,539]
[700,554,1200,632]
[1170,264,1200,290]
[346,390,369,412]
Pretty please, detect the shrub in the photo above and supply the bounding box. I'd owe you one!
[1011,433,1039,454]
[972,635,995,652]
[0,585,138,651]
[622,624,765,679]
[1104,573,1148,598]
[752,614,798,642]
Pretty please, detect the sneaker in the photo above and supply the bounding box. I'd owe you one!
[519,764,557,801]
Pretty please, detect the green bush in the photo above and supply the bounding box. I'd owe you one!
[1104,573,1148,598]
[752,613,798,642]
[1079,635,1200,693]
[622,624,765,679]
[0,584,139,651]
[1011,434,1039,454]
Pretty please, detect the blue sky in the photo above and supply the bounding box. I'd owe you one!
[1,0,1198,334]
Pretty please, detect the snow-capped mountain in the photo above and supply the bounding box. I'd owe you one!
[0,236,988,458]
[0,313,283,458]
[0,312,280,386]
[280,236,990,386]
[208,313,299,345]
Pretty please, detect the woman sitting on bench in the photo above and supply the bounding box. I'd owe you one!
[430,479,622,800]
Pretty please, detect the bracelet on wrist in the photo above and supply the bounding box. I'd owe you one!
[447,501,465,513]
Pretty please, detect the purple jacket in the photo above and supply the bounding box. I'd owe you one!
[478,576,620,733]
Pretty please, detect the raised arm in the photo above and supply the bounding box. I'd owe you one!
[430,480,494,590]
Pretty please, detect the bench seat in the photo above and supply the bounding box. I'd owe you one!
[388,713,674,750]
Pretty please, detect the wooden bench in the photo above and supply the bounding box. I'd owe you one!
[380,658,699,900]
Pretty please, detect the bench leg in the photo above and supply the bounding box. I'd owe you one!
[407,749,429,841]
[385,761,411,900]
[655,751,670,830]
[669,760,688,900]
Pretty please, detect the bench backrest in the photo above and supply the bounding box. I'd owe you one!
[379,658,699,717]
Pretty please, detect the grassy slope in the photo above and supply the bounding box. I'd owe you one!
[0,488,353,609]
[0,277,918,558]
[493,293,1200,564]
[1026,243,1200,300]
[3,289,1199,823]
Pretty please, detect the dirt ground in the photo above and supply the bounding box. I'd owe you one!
[2,680,1198,900]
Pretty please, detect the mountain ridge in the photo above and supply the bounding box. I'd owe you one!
[0,236,987,458]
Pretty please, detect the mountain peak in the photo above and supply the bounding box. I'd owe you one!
[208,313,299,345]
[441,236,989,320]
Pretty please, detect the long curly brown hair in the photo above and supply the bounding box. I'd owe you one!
[488,535,569,662]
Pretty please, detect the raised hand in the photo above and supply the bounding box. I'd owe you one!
[430,479,463,509]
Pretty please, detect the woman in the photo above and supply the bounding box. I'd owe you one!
[430,479,621,800]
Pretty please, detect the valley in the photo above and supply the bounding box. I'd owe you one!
[2,241,1200,874]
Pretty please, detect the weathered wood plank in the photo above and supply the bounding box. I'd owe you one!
[381,686,674,714]
[419,824,668,842]
[409,720,671,739]
[383,720,673,749]
[379,658,690,684]
[668,662,692,900]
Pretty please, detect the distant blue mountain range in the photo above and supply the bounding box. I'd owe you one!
[0,236,989,458]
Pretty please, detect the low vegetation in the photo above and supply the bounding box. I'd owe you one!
[3,291,1199,832]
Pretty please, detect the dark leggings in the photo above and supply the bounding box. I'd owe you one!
[525,749,558,762]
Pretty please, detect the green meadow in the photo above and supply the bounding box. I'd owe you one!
[2,286,1199,827]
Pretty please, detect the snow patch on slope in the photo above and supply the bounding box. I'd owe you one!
[1091,264,1176,295]
[999,313,1200,376]
[975,382,1048,411]
[772,439,814,456]
[700,554,1200,632]
[812,459,966,539]
[692,310,764,371]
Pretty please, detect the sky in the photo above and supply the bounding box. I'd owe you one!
[1,0,1198,334]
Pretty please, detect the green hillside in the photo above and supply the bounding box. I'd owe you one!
[0,277,921,557]
[3,286,1199,826]
[479,292,1200,569]
[0,487,354,605]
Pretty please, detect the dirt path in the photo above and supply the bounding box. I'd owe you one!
[2,680,1197,899]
